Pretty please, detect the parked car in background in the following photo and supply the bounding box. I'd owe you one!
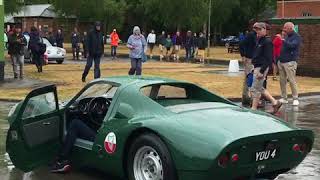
[24,35,66,64]
[221,36,240,47]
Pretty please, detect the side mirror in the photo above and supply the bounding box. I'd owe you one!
[114,103,134,119]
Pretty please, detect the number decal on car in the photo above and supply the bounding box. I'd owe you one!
[255,149,277,161]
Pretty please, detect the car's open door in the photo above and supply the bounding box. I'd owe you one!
[6,85,63,172]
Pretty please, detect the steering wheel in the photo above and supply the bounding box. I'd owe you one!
[87,97,111,126]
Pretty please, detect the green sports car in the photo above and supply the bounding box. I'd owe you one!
[6,76,314,180]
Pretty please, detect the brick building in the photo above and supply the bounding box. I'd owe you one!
[277,0,320,18]
[270,0,320,77]
[4,4,92,42]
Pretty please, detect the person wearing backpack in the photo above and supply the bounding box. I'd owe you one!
[29,27,45,73]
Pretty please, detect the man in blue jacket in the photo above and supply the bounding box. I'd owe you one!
[278,22,301,106]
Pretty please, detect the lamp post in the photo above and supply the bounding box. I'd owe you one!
[207,0,212,58]
[0,0,4,81]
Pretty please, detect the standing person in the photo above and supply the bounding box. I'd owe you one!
[197,32,207,64]
[158,31,166,61]
[272,31,283,81]
[48,31,56,46]
[29,27,44,73]
[164,34,173,61]
[110,29,120,60]
[82,31,88,59]
[71,28,80,60]
[250,22,282,113]
[146,30,156,59]
[173,31,183,61]
[8,25,27,79]
[278,22,302,106]
[82,22,104,82]
[55,29,64,48]
[192,33,198,58]
[241,23,258,106]
[185,30,194,62]
[127,26,147,76]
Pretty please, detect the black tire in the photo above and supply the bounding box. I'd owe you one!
[127,133,177,180]
[56,60,64,64]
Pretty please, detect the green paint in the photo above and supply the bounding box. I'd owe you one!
[6,76,314,179]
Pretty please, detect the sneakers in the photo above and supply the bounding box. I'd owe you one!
[272,101,283,114]
[279,98,289,104]
[293,100,300,106]
[50,160,71,173]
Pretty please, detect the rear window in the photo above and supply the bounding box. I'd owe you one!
[141,84,187,100]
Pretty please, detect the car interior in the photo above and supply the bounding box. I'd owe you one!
[65,83,118,148]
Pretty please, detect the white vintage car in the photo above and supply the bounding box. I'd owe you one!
[24,35,66,64]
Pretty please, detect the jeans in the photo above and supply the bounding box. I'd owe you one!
[72,45,80,60]
[60,119,96,159]
[185,47,192,61]
[11,54,24,78]
[82,54,101,79]
[129,58,142,75]
[83,45,88,58]
[111,46,117,57]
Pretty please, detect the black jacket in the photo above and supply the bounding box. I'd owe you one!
[185,36,194,48]
[252,36,273,74]
[242,31,257,59]
[8,33,27,55]
[279,31,301,63]
[88,29,104,56]
[55,33,64,48]
[197,36,207,50]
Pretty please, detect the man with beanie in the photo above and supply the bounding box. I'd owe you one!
[82,22,104,82]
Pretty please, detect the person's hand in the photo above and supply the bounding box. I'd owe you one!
[256,72,264,79]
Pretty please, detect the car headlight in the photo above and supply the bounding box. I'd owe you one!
[47,50,51,54]
[8,103,19,117]
[57,49,61,54]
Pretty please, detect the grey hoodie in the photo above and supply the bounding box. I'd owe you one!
[127,26,147,59]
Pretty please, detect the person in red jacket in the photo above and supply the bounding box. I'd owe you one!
[110,29,120,60]
[272,32,283,80]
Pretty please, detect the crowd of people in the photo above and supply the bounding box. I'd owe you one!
[240,21,302,112]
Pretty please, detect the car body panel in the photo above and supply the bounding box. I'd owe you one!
[6,76,314,179]
[23,35,66,63]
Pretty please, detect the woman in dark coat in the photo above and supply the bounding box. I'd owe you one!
[29,27,44,72]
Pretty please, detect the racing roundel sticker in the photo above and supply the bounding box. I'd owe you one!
[104,132,117,154]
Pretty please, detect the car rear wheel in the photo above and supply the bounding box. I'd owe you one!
[127,133,176,180]
[56,60,64,64]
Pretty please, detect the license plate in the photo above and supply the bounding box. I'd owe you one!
[255,149,277,162]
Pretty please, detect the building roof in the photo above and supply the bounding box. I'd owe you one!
[5,4,56,23]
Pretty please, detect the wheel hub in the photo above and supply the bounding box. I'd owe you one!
[133,146,163,180]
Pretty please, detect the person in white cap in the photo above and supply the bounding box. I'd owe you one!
[110,28,120,60]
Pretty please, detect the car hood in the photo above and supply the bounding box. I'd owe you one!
[46,46,66,54]
[168,102,294,145]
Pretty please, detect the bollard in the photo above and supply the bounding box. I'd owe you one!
[228,60,240,73]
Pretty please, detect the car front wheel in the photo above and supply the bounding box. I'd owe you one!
[127,133,176,180]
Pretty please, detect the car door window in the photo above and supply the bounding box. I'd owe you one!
[22,92,56,119]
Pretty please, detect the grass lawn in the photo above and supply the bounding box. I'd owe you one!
[1,60,320,101]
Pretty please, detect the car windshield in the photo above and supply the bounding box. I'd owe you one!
[78,83,118,100]
[42,38,52,47]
